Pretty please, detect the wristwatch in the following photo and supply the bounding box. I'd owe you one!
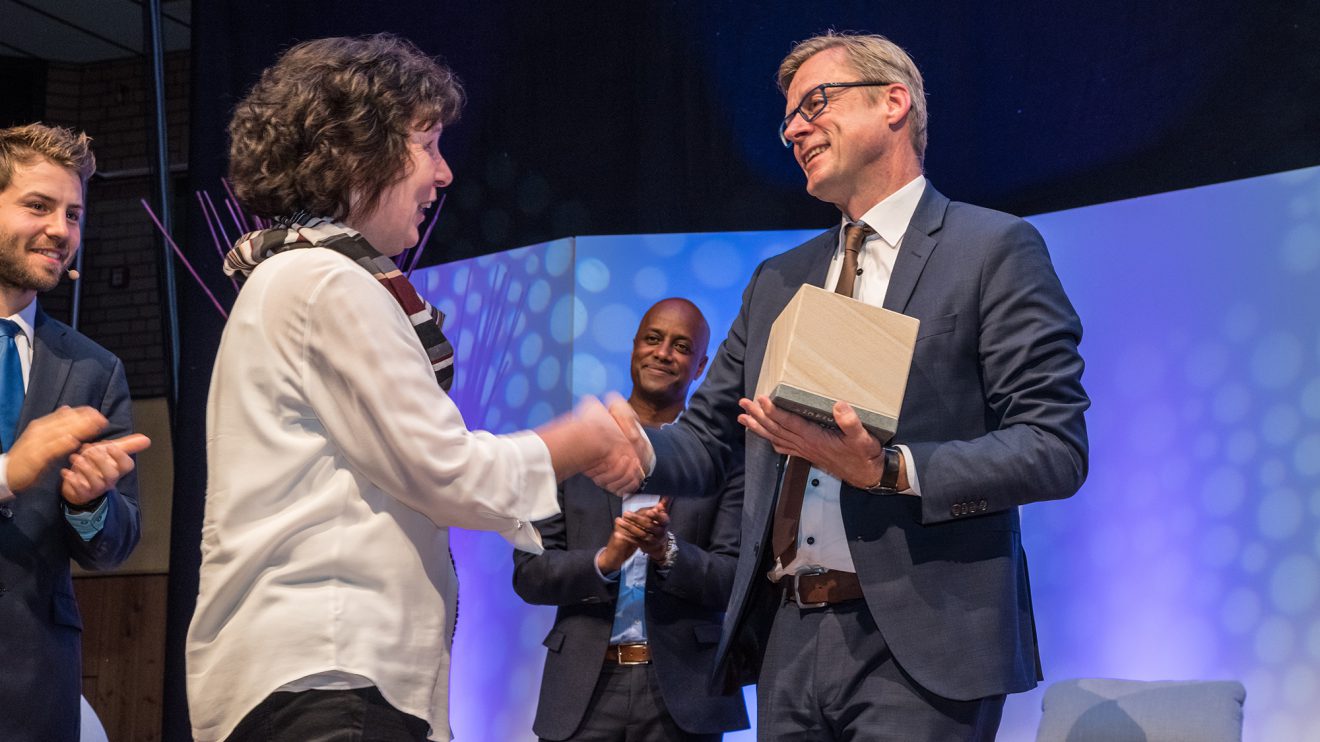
[64,493,108,513]
[656,531,678,569]
[864,447,902,493]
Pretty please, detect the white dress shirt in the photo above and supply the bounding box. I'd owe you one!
[0,300,40,503]
[186,248,559,741]
[772,175,927,579]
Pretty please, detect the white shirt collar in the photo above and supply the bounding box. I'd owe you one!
[5,300,37,342]
[842,175,927,248]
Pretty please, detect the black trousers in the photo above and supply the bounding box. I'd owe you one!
[758,599,1005,742]
[226,686,430,742]
[545,662,721,742]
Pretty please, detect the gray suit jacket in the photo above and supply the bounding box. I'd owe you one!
[513,469,748,738]
[646,184,1089,702]
[0,309,141,742]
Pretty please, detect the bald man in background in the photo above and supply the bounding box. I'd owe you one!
[515,298,748,741]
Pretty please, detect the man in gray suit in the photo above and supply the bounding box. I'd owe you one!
[0,123,149,741]
[635,32,1089,740]
[515,298,748,741]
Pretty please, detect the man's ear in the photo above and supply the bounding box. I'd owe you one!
[884,83,913,129]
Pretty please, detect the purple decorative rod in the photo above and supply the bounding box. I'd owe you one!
[141,198,229,320]
[406,192,447,279]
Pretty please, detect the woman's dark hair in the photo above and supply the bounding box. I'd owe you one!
[227,33,465,222]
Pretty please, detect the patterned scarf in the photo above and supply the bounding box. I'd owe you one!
[224,216,455,391]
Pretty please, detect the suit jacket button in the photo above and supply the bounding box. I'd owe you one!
[950,504,960,517]
[0,504,12,520]
[979,500,988,511]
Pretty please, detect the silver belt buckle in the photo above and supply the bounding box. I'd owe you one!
[792,566,829,609]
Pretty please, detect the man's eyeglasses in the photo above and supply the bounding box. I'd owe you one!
[778,81,892,148]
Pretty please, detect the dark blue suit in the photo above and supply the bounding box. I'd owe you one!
[513,470,749,739]
[646,185,1089,707]
[0,309,141,742]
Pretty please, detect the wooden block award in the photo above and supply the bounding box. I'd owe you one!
[754,284,919,442]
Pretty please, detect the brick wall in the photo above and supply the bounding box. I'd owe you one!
[40,51,190,399]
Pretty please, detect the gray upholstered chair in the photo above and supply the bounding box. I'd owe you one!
[1036,677,1246,742]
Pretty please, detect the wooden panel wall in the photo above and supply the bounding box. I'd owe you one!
[72,397,175,739]
[75,573,169,741]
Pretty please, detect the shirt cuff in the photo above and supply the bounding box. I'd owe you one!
[640,421,656,477]
[501,517,545,554]
[507,430,563,522]
[631,426,657,497]
[896,444,921,496]
[64,496,110,540]
[594,548,621,582]
[0,454,13,503]
[498,431,564,554]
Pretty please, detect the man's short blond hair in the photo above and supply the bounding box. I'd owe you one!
[0,123,96,191]
[778,31,927,161]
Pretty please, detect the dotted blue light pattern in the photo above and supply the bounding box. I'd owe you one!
[1001,165,1320,741]
[416,239,576,742]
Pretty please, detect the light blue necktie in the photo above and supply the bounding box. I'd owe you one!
[0,319,26,452]
[609,494,660,644]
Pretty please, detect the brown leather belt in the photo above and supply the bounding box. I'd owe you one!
[777,569,864,608]
[605,643,651,664]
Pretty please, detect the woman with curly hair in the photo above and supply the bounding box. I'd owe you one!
[186,34,643,742]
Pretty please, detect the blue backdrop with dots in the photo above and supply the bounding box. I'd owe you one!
[418,165,1320,741]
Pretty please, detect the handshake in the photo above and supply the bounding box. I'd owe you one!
[537,393,652,496]
[5,406,151,506]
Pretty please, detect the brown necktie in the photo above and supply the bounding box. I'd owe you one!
[771,222,873,568]
[833,221,872,299]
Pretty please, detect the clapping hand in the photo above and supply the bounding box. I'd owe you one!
[60,433,152,506]
[616,497,671,561]
[6,406,137,494]
[596,497,672,573]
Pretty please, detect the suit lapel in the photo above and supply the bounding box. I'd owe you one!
[804,227,838,289]
[18,308,73,434]
[883,185,950,313]
[741,230,835,405]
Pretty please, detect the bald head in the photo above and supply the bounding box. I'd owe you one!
[629,298,710,425]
